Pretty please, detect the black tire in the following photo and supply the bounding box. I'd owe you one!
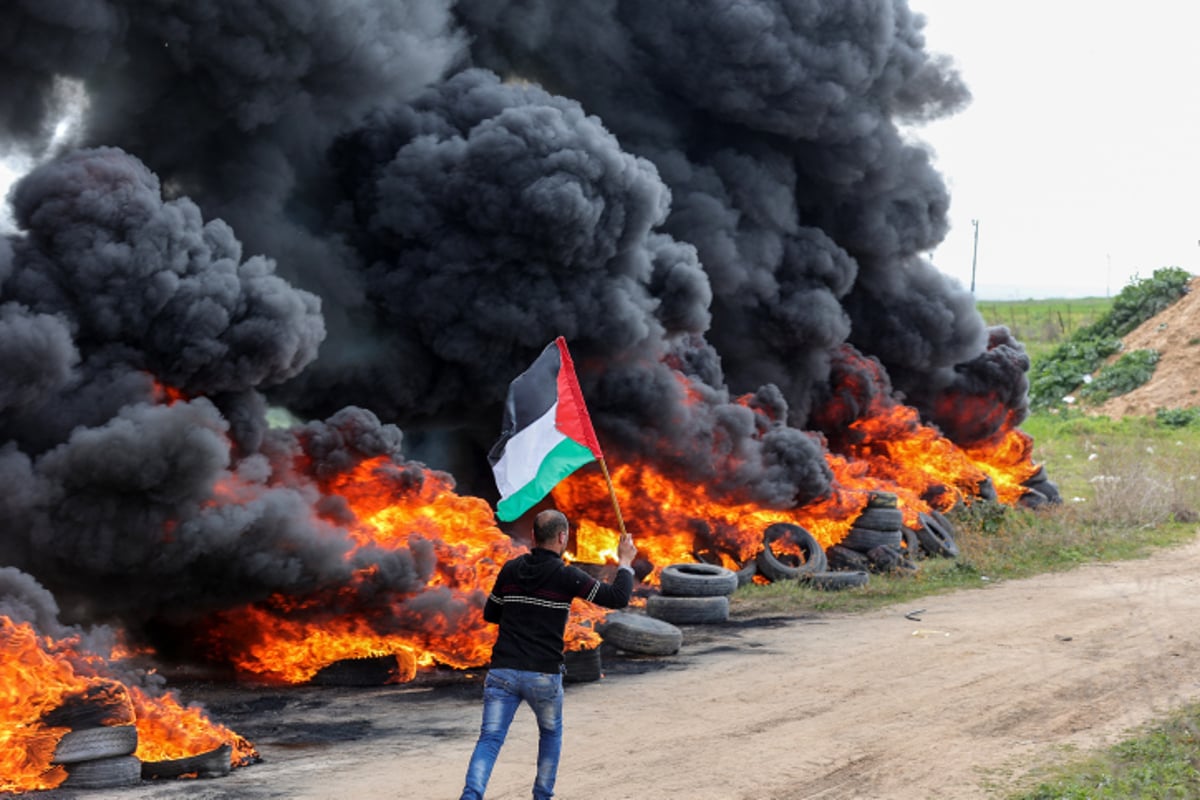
[900,526,923,559]
[309,654,405,686]
[143,744,232,780]
[41,682,134,730]
[1019,488,1049,509]
[839,526,902,552]
[53,725,138,765]
[659,563,738,597]
[755,523,827,581]
[803,571,870,591]
[977,476,998,502]
[646,595,729,625]
[1030,480,1062,504]
[563,647,602,683]
[915,512,960,559]
[735,560,758,587]
[62,755,142,789]
[852,506,904,532]
[929,508,955,531]
[866,545,918,574]
[1024,468,1062,504]
[826,544,871,572]
[598,612,683,656]
[866,491,898,509]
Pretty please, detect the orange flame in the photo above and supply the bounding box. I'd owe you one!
[556,389,1040,570]
[202,456,608,681]
[0,617,254,794]
[136,368,1040,693]
[129,686,257,766]
[150,377,188,405]
[963,426,1041,504]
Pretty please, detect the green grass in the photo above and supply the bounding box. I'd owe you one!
[732,411,1200,795]
[1012,706,1200,798]
[978,297,1114,362]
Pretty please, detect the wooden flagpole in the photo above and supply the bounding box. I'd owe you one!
[596,456,629,539]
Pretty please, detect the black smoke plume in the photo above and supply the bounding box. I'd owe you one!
[0,0,1030,666]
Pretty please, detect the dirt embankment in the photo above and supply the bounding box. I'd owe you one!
[40,534,1200,800]
[1091,277,1200,417]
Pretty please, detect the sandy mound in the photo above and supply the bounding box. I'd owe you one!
[1087,276,1200,417]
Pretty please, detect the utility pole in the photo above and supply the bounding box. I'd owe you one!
[970,219,980,294]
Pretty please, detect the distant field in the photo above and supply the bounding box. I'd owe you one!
[977,296,1114,362]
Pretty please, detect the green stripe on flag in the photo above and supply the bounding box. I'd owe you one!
[495,437,595,522]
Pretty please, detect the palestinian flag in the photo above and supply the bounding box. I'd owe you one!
[489,337,604,522]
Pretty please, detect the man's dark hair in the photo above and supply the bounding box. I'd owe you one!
[532,510,568,545]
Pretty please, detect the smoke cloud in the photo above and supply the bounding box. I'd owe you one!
[0,0,1030,668]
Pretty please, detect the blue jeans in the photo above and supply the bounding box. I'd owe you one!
[460,668,564,800]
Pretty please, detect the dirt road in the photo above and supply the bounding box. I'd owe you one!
[41,534,1200,800]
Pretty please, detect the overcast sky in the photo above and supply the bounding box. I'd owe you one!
[910,0,1200,299]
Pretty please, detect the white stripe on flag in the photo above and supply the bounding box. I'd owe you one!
[492,401,567,499]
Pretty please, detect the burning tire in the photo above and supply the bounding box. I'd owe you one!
[53,724,138,765]
[142,743,232,780]
[61,755,141,789]
[802,570,870,591]
[900,526,923,559]
[755,523,827,581]
[42,681,134,730]
[914,511,960,559]
[598,611,683,656]
[839,526,902,552]
[852,506,904,532]
[659,563,738,597]
[309,653,415,686]
[735,560,758,587]
[563,647,602,683]
[646,594,729,625]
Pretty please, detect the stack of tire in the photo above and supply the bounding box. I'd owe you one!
[1020,465,1063,508]
[645,563,737,625]
[829,492,916,577]
[44,692,141,790]
[757,522,868,591]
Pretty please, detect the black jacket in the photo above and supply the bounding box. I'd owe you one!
[484,548,633,673]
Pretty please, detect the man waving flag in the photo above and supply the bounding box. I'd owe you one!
[489,337,604,522]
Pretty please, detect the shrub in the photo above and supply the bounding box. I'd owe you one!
[1028,268,1192,409]
[1101,266,1192,338]
[1079,349,1160,402]
[1156,407,1200,428]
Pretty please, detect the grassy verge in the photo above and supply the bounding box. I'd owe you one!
[1011,706,1200,798]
